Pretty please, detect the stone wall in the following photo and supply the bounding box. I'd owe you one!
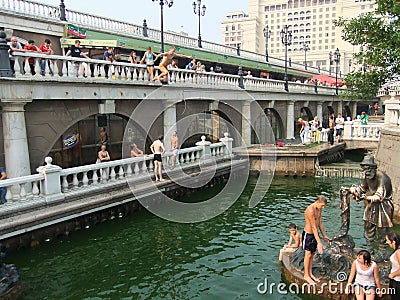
[375,128,400,223]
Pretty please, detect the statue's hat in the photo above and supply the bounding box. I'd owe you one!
[360,156,377,168]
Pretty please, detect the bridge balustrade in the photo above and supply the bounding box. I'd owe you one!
[9,52,339,94]
[343,121,382,141]
[0,138,230,209]
[0,0,330,76]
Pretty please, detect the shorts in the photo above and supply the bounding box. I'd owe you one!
[354,283,376,292]
[302,231,317,253]
[336,128,343,136]
[159,64,168,74]
[172,148,179,156]
[154,154,162,162]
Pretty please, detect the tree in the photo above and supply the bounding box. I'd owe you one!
[335,0,400,100]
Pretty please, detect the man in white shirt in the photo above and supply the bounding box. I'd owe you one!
[335,113,345,143]
[7,36,25,75]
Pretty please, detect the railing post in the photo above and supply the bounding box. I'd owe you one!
[0,28,13,78]
[343,121,353,140]
[238,65,244,89]
[143,19,148,38]
[36,157,64,203]
[220,132,233,158]
[196,136,211,160]
[314,81,318,93]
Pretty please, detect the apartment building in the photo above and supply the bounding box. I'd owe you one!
[221,0,375,74]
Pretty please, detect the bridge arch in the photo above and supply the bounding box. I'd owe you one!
[48,113,151,168]
[251,108,283,144]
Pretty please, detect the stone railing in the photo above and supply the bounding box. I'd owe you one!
[0,135,233,208]
[9,52,339,94]
[0,0,332,76]
[315,165,363,178]
[378,91,400,128]
[343,121,382,141]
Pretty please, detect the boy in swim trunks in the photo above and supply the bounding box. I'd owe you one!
[169,131,179,169]
[150,135,166,181]
[303,195,330,284]
[279,223,302,261]
[153,46,193,83]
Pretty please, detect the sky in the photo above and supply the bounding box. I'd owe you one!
[38,0,248,43]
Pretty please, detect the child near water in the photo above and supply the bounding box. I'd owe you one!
[279,223,302,261]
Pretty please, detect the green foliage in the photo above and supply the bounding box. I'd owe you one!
[335,0,400,99]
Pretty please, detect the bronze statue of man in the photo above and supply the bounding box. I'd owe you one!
[349,156,394,251]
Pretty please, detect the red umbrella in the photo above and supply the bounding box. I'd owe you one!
[309,74,343,86]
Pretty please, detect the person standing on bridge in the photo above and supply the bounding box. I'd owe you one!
[150,135,166,182]
[39,39,54,76]
[140,46,157,81]
[23,40,41,75]
[335,113,345,143]
[0,168,7,205]
[65,40,89,77]
[7,36,25,76]
[153,46,193,84]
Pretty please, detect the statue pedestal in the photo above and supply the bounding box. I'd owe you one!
[0,263,22,300]
[282,235,392,299]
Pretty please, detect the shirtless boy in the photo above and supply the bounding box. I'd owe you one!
[169,131,179,169]
[303,195,330,284]
[153,46,192,83]
[150,135,166,181]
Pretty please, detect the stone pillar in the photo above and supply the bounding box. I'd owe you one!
[343,121,353,140]
[163,101,177,146]
[337,101,343,116]
[196,136,211,159]
[286,101,295,139]
[220,132,233,157]
[241,101,251,146]
[316,101,323,123]
[1,100,32,177]
[352,102,358,118]
[36,157,64,203]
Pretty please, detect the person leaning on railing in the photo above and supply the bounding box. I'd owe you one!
[65,40,89,77]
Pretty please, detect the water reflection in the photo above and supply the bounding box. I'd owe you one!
[7,176,400,300]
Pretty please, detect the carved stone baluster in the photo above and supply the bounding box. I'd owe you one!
[126,163,133,177]
[110,166,116,181]
[141,160,148,173]
[32,180,40,197]
[19,183,27,200]
[118,165,125,179]
[62,175,69,191]
[134,162,140,174]
[92,170,99,185]
[73,174,79,188]
[82,171,89,186]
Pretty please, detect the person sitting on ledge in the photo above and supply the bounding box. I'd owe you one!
[279,223,302,262]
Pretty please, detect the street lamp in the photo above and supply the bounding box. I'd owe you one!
[334,48,341,95]
[152,0,174,53]
[59,0,66,21]
[301,42,310,70]
[329,51,333,75]
[263,25,271,62]
[280,25,292,92]
[193,0,206,48]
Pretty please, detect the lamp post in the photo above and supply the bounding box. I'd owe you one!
[193,0,206,48]
[59,0,66,21]
[280,25,292,92]
[263,25,271,62]
[329,51,333,75]
[152,0,174,53]
[334,48,341,95]
[301,42,309,70]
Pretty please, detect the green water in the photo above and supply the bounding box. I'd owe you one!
[6,176,397,300]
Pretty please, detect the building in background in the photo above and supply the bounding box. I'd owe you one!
[221,0,376,75]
